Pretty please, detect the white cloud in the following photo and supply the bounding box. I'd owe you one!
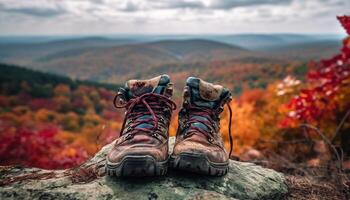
[0,0,349,35]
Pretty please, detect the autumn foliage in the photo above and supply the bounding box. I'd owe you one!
[1,16,350,170]
[280,16,350,137]
[0,67,122,169]
[0,125,88,169]
[221,16,350,160]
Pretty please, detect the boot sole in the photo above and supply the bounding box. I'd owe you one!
[170,152,229,176]
[106,155,168,177]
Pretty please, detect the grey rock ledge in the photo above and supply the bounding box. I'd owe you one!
[0,137,288,200]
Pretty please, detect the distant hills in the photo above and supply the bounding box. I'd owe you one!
[0,38,254,82]
[0,34,342,85]
[0,63,121,93]
[147,39,251,61]
[206,34,342,50]
[41,39,249,62]
[263,40,341,60]
[0,37,137,61]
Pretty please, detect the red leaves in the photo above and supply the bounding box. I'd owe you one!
[0,77,120,170]
[0,124,88,169]
[98,88,114,100]
[338,16,350,35]
[29,98,58,111]
[281,16,350,127]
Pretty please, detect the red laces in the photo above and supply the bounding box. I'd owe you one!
[113,93,177,137]
[184,103,234,158]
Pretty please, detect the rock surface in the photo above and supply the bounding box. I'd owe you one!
[0,137,288,200]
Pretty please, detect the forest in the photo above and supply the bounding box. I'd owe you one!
[0,15,349,200]
[0,64,123,168]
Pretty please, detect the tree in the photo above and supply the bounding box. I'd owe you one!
[281,16,350,154]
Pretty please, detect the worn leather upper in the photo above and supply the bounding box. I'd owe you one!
[107,75,175,163]
[173,77,232,163]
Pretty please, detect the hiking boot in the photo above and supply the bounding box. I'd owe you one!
[106,75,176,177]
[170,77,233,176]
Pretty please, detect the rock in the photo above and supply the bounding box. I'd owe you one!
[239,148,263,162]
[0,137,288,200]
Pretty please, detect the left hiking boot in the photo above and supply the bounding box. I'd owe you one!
[106,75,176,177]
[170,77,233,176]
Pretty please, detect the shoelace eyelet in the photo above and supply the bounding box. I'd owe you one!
[183,132,189,138]
[152,133,160,139]
[125,133,133,140]
[115,93,177,138]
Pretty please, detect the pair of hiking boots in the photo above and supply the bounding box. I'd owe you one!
[106,75,234,177]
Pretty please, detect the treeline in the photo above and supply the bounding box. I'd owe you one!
[137,59,309,97]
[0,63,121,97]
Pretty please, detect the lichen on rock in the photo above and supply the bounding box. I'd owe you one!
[0,137,288,200]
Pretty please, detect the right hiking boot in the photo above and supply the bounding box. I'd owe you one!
[106,75,176,177]
[170,77,233,176]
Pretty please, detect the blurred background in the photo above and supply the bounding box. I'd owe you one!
[0,1,349,197]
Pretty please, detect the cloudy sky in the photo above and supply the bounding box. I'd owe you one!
[0,0,349,35]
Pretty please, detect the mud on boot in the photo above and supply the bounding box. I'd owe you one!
[106,75,176,177]
[170,77,233,176]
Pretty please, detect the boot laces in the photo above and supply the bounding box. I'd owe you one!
[185,103,234,158]
[113,93,177,137]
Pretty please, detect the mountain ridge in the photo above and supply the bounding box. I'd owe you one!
[0,35,341,86]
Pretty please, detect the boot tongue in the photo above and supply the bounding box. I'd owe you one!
[186,77,230,109]
[123,74,172,131]
[125,74,171,99]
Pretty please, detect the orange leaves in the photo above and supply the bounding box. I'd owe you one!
[221,101,261,155]
[0,81,123,169]
[54,84,71,96]
[35,109,58,123]
[168,114,179,137]
[239,89,265,105]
